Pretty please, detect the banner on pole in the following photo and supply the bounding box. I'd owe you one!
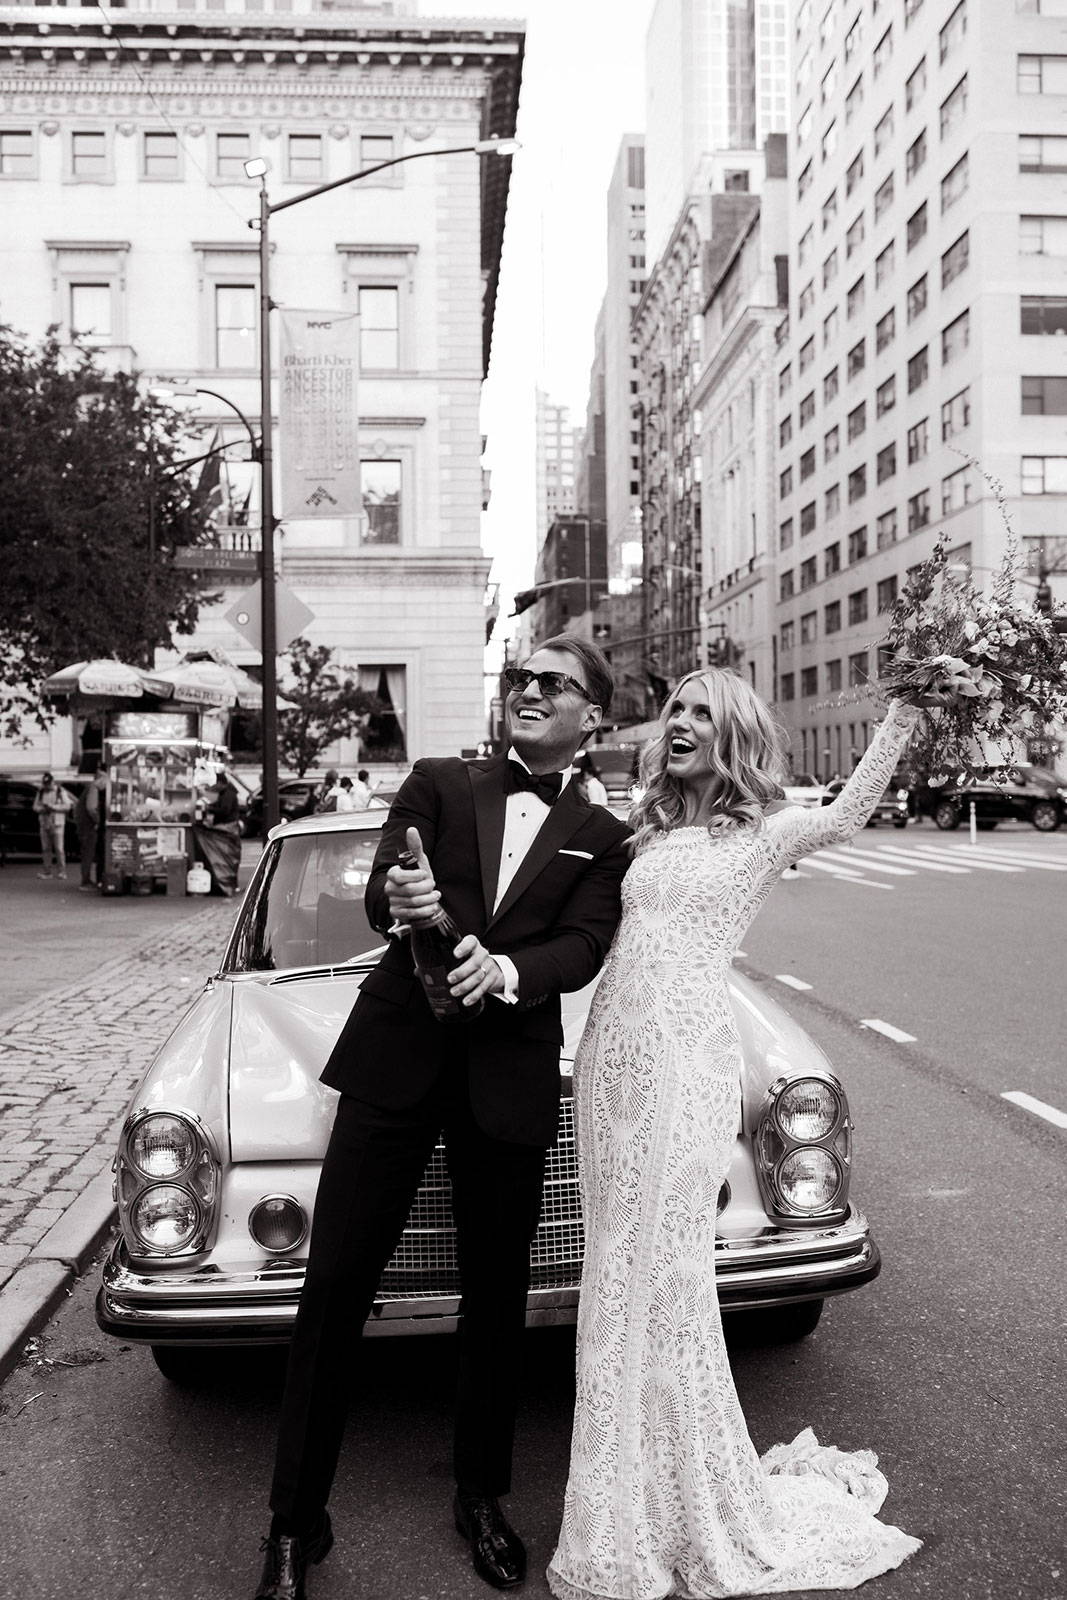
[279,309,361,519]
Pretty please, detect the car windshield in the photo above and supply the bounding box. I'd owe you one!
[226,828,384,972]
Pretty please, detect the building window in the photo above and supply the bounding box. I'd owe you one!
[941,152,969,212]
[358,285,400,369]
[357,666,407,761]
[874,26,893,77]
[877,507,899,548]
[875,240,895,287]
[779,362,793,396]
[845,76,864,124]
[905,129,927,181]
[848,465,867,503]
[825,541,842,576]
[821,58,838,104]
[287,133,323,182]
[940,76,968,139]
[821,120,839,163]
[907,274,928,322]
[1021,295,1067,335]
[907,416,930,462]
[780,466,794,499]
[845,150,864,197]
[940,0,967,63]
[69,282,112,345]
[798,222,814,268]
[848,525,869,563]
[360,133,396,173]
[1021,455,1067,493]
[360,459,402,543]
[826,482,841,519]
[214,284,256,368]
[1019,135,1067,172]
[942,465,973,514]
[216,132,251,181]
[823,247,839,289]
[781,620,796,650]
[779,415,794,447]
[906,57,927,113]
[780,672,795,702]
[825,424,840,461]
[941,308,970,363]
[142,131,179,179]
[827,658,843,691]
[877,442,897,483]
[1021,215,1067,255]
[800,336,815,373]
[942,231,970,287]
[801,665,819,698]
[800,502,817,536]
[0,128,34,177]
[845,14,863,62]
[780,570,795,601]
[825,599,842,632]
[876,575,898,612]
[848,588,869,624]
[846,213,865,259]
[801,560,818,596]
[907,487,931,529]
[824,365,840,403]
[847,275,865,320]
[847,339,866,380]
[1022,375,1067,414]
[847,401,867,441]
[906,201,928,250]
[874,173,895,222]
[800,447,816,482]
[800,390,816,427]
[779,517,794,549]
[907,345,929,392]
[798,158,813,200]
[876,308,896,353]
[876,375,896,417]
[942,386,971,436]
[874,106,895,158]
[848,650,869,686]
[70,130,109,179]
[822,188,838,231]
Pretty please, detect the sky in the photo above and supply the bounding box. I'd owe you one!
[423,0,656,639]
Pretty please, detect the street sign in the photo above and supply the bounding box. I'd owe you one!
[174,547,260,576]
[224,579,315,653]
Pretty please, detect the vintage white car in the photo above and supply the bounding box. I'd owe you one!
[96,810,881,1381]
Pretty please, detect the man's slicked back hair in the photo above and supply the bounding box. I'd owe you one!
[531,634,615,713]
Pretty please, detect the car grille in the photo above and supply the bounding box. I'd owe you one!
[377,1095,584,1299]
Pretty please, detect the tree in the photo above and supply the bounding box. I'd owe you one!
[278,637,382,776]
[0,325,221,735]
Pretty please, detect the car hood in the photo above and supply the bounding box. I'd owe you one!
[216,963,833,1162]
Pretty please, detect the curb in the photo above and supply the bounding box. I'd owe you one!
[0,1165,117,1386]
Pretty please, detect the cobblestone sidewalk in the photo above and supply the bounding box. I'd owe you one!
[0,898,240,1293]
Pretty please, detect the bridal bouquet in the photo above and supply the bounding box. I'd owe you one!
[877,537,1067,781]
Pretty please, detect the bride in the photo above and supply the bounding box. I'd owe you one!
[548,669,924,1600]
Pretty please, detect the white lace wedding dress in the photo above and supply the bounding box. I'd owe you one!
[548,701,923,1600]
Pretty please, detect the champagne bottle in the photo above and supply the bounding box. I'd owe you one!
[397,847,483,1020]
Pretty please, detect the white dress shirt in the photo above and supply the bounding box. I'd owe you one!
[490,749,575,1001]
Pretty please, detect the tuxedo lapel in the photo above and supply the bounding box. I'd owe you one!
[485,781,591,933]
[468,757,509,922]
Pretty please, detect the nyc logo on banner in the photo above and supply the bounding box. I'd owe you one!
[279,310,361,519]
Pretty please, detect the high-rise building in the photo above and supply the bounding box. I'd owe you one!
[535,389,580,546]
[645,0,790,260]
[0,0,521,773]
[603,135,647,586]
[774,0,1067,780]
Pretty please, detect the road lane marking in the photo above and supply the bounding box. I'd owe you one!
[801,857,870,880]
[872,846,971,873]
[818,848,916,875]
[1001,1091,1067,1130]
[907,846,1023,872]
[956,847,1067,872]
[776,974,813,990]
[860,1018,917,1043]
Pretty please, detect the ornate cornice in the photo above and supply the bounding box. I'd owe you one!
[281,550,492,586]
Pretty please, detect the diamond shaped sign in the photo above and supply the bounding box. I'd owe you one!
[224,579,315,654]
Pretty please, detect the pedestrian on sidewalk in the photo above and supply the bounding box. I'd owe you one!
[75,765,108,890]
[33,772,73,879]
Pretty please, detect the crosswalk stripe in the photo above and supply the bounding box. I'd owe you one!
[819,848,915,875]
[947,847,1067,872]
[904,847,1023,873]
[871,846,970,874]
[801,857,868,879]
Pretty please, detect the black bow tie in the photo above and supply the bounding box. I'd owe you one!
[506,761,564,805]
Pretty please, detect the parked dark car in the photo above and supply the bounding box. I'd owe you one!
[915,765,1066,831]
[0,776,85,860]
[588,747,641,803]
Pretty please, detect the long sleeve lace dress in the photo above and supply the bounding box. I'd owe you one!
[548,700,923,1600]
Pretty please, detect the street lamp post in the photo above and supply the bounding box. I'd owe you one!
[243,136,519,832]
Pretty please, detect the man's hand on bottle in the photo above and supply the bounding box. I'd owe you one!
[385,825,443,925]
[448,936,505,1007]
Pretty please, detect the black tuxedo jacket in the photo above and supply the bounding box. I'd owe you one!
[320,754,632,1146]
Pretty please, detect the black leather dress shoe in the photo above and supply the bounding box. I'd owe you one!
[254,1511,333,1600]
[453,1492,527,1590]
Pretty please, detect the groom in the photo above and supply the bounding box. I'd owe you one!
[254,635,632,1599]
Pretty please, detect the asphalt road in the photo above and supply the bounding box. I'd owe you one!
[1,822,1064,1599]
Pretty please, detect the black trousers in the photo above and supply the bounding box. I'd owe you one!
[269,1047,548,1530]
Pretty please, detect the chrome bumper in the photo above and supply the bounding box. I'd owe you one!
[95,1208,878,1346]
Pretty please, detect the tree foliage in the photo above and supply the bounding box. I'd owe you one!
[0,325,220,734]
[278,637,382,776]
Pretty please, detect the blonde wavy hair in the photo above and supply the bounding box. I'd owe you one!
[629,669,788,854]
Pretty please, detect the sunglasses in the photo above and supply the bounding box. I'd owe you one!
[504,667,597,703]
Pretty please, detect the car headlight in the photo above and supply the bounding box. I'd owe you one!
[130,1185,201,1252]
[754,1073,851,1222]
[776,1079,838,1142]
[778,1147,843,1211]
[249,1195,308,1254]
[129,1113,196,1179]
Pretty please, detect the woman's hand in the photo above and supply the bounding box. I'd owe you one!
[448,936,505,1007]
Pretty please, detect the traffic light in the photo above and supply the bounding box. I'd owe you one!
[1036,579,1053,616]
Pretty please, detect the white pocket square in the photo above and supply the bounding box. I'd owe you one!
[558,848,594,859]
